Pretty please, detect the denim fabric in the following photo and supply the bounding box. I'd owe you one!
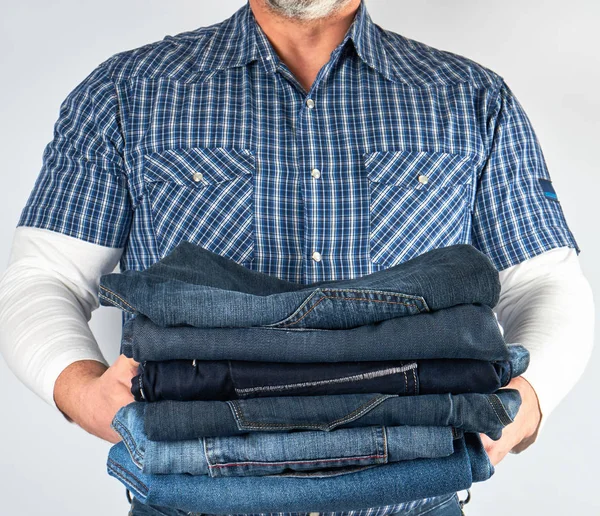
[132,345,529,402]
[108,432,491,513]
[129,491,462,516]
[99,243,500,328]
[121,303,508,363]
[112,405,459,477]
[140,389,520,441]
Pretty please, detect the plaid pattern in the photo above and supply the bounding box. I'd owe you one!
[17,2,579,513]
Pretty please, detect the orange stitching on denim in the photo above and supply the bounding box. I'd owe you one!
[107,459,149,494]
[98,286,138,313]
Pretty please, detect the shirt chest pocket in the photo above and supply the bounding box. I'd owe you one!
[142,147,255,264]
[364,150,476,268]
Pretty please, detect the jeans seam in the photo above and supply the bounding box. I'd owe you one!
[412,367,418,395]
[487,394,514,426]
[268,288,428,328]
[98,286,138,314]
[227,394,396,431]
[207,452,387,469]
[107,458,149,496]
[112,418,145,468]
[233,364,417,395]
[491,393,515,424]
[276,294,424,328]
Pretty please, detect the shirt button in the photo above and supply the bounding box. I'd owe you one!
[192,172,204,183]
[311,251,322,262]
[417,174,429,184]
[311,168,321,179]
[306,98,315,109]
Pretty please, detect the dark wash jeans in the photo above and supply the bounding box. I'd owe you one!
[121,303,508,363]
[129,491,464,516]
[98,242,501,329]
[132,345,529,402]
[108,432,490,514]
[139,389,521,441]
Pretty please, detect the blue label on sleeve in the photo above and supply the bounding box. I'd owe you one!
[538,178,559,202]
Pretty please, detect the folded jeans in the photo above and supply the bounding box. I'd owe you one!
[132,345,529,402]
[107,432,492,513]
[121,303,509,363]
[98,242,501,329]
[112,404,460,477]
[140,389,521,441]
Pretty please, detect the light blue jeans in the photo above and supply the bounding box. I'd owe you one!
[108,434,487,513]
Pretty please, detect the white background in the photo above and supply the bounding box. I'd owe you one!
[1,0,598,514]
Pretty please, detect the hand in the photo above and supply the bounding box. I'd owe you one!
[480,376,542,466]
[53,355,139,443]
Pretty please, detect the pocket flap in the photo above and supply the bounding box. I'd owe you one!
[143,147,255,186]
[364,150,475,189]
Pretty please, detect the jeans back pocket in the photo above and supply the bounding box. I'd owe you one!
[203,426,388,477]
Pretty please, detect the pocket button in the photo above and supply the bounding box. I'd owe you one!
[192,172,204,182]
[417,174,429,184]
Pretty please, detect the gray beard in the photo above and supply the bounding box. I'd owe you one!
[263,0,354,21]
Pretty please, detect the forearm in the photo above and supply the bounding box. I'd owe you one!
[495,246,595,450]
[54,360,108,422]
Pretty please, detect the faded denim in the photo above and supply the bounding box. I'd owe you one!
[132,345,529,402]
[121,303,508,363]
[108,432,491,514]
[141,389,521,441]
[129,491,462,516]
[98,242,500,329]
[112,403,459,477]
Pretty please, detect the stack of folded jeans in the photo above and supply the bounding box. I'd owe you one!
[99,242,529,514]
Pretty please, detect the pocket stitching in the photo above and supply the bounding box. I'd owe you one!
[227,394,396,431]
[233,363,418,396]
[267,288,429,329]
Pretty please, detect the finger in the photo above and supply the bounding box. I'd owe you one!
[114,354,140,376]
[480,433,495,454]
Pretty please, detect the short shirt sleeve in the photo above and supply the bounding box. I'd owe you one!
[471,79,580,271]
[17,58,132,248]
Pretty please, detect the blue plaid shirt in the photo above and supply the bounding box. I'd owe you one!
[17,1,579,514]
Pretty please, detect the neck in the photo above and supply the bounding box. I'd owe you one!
[248,0,361,92]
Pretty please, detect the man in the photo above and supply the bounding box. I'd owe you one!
[0,0,594,514]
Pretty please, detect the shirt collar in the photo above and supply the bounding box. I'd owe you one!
[194,1,396,83]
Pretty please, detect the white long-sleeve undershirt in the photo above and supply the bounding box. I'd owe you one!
[0,226,594,447]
